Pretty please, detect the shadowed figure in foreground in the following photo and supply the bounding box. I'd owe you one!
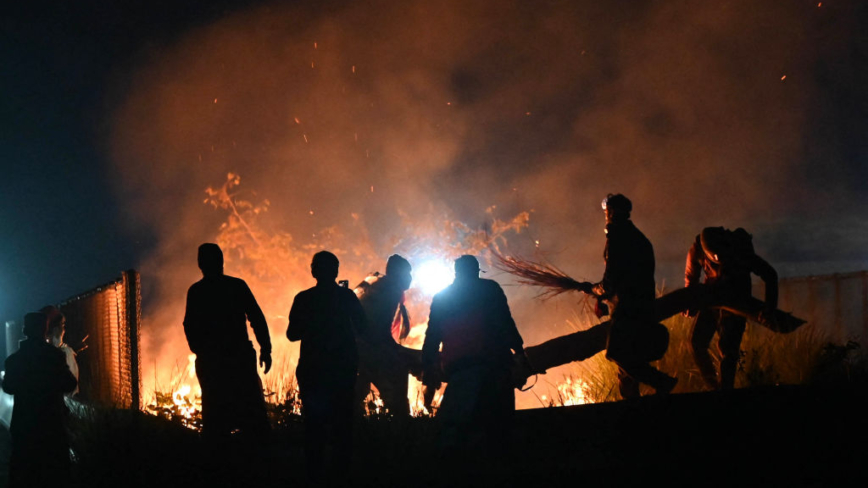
[287,251,368,481]
[588,194,676,398]
[422,255,530,475]
[686,226,779,390]
[3,312,77,488]
[354,254,415,417]
[183,243,272,442]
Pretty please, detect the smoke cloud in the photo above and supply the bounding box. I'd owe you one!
[105,0,868,404]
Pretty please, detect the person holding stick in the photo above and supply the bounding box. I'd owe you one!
[583,194,676,398]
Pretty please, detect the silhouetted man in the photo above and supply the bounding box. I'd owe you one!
[592,194,676,398]
[287,251,367,480]
[4,312,77,488]
[686,226,778,390]
[354,254,414,416]
[183,243,272,441]
[422,255,527,466]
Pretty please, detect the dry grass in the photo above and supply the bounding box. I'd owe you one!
[536,298,850,406]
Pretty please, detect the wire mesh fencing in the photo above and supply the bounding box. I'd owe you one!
[59,270,141,409]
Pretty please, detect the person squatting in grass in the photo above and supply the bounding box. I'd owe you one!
[588,194,677,398]
[685,226,779,390]
[287,251,368,481]
[422,255,530,470]
[3,311,78,488]
[183,243,273,442]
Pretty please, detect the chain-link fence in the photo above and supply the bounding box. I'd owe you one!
[58,270,141,409]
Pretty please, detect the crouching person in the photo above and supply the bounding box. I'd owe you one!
[287,251,368,482]
[4,312,77,488]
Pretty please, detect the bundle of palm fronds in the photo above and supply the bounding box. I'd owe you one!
[492,252,591,298]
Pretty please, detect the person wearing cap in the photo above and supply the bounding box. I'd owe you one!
[287,251,368,481]
[685,227,778,390]
[183,243,272,441]
[353,254,415,416]
[3,312,78,488]
[422,255,528,467]
[592,193,677,398]
[40,306,79,397]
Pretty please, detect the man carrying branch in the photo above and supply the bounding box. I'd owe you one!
[685,226,779,390]
[583,194,677,398]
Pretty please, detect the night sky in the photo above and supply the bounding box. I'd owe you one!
[2,1,265,324]
[2,0,867,334]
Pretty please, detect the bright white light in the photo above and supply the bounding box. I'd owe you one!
[414,259,454,296]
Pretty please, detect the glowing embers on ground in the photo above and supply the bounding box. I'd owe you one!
[413,258,454,296]
[363,375,443,418]
[144,354,203,430]
[146,366,440,431]
[540,376,594,407]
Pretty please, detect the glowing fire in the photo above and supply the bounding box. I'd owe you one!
[556,377,593,406]
[143,173,530,428]
[145,354,202,429]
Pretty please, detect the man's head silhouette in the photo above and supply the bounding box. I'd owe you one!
[385,254,412,291]
[198,243,224,277]
[602,193,632,224]
[454,255,480,280]
[311,251,340,282]
[23,312,48,341]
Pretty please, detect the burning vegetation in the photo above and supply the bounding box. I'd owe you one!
[144,173,531,427]
[141,175,863,428]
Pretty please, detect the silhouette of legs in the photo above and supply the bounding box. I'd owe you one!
[691,310,746,390]
[9,435,69,488]
[717,313,746,390]
[617,361,677,398]
[355,346,410,417]
[196,347,270,442]
[437,364,514,482]
[617,368,640,399]
[299,375,355,482]
[374,366,410,417]
[607,312,676,397]
[690,311,720,390]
